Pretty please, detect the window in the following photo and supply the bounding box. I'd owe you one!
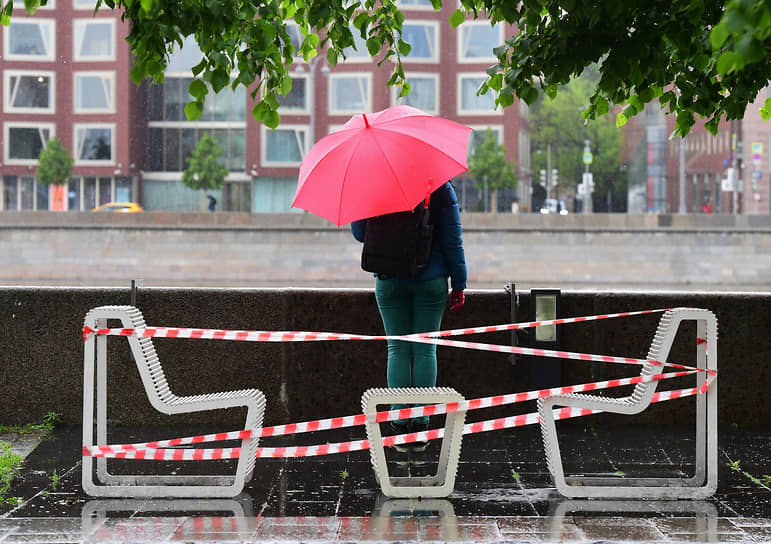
[73,19,115,61]
[74,124,114,163]
[261,125,307,166]
[519,97,530,121]
[518,128,531,172]
[342,27,371,62]
[401,21,439,62]
[166,35,203,73]
[398,0,433,8]
[74,72,114,113]
[4,123,54,164]
[147,77,245,122]
[329,74,371,114]
[4,19,55,61]
[458,74,499,115]
[468,126,503,157]
[74,0,97,8]
[4,71,54,113]
[458,22,502,62]
[279,76,309,113]
[147,127,245,172]
[286,23,303,58]
[393,73,438,113]
[2,176,49,211]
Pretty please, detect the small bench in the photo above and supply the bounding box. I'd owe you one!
[82,305,266,497]
[537,307,718,499]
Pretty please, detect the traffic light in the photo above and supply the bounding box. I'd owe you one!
[540,169,546,186]
[551,169,558,186]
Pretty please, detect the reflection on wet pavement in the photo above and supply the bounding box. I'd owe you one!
[1,424,770,542]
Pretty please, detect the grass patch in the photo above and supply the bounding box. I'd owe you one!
[0,412,62,504]
[0,441,23,502]
[0,411,61,438]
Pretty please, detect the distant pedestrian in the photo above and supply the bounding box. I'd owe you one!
[208,195,217,212]
[701,202,711,214]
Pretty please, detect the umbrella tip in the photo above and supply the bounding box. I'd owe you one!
[362,113,370,128]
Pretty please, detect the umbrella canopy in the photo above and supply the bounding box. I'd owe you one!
[292,105,472,226]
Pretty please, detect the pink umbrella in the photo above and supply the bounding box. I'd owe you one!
[292,105,472,226]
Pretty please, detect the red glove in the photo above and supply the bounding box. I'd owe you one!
[449,289,465,313]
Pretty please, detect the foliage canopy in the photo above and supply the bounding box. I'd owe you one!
[530,76,626,211]
[468,128,517,192]
[7,0,771,135]
[36,137,74,187]
[180,133,229,194]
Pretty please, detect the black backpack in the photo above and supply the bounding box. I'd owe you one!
[361,199,434,278]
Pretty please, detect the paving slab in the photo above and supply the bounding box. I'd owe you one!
[0,424,769,543]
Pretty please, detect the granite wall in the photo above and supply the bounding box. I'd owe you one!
[0,287,766,430]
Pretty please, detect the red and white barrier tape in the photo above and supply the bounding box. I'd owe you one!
[82,306,716,460]
[83,386,699,460]
[82,308,671,342]
[82,306,714,375]
[83,371,708,459]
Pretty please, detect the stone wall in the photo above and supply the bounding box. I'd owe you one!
[0,287,767,429]
[1,213,771,289]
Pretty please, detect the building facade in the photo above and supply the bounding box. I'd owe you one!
[0,1,530,213]
[623,92,771,215]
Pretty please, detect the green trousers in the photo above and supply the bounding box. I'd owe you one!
[375,276,448,425]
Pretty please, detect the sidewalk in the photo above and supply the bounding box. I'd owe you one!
[1,424,770,543]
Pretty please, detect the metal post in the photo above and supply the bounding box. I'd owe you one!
[679,136,687,213]
[732,120,738,215]
[546,143,552,198]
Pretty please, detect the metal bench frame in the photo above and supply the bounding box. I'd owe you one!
[82,305,266,498]
[362,387,466,498]
[538,308,718,499]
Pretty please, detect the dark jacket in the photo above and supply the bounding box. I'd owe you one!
[351,182,467,290]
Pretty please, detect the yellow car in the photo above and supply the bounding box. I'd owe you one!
[92,202,144,213]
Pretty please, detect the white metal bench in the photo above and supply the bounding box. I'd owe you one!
[537,307,718,499]
[82,305,266,497]
[362,387,466,498]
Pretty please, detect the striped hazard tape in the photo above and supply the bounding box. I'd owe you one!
[82,307,670,342]
[83,371,707,460]
[81,307,716,460]
[83,385,700,460]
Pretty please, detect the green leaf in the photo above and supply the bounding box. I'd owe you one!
[140,0,153,12]
[761,98,771,121]
[0,3,13,26]
[710,22,729,50]
[366,37,380,55]
[449,9,465,28]
[211,69,230,92]
[184,100,204,121]
[521,85,539,105]
[616,111,628,128]
[188,79,208,99]
[24,0,40,15]
[397,39,411,56]
[717,51,741,74]
[326,48,338,67]
[129,64,146,85]
[279,75,293,95]
[261,108,281,129]
[498,92,514,108]
[594,96,609,116]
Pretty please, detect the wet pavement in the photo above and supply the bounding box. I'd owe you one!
[1,423,770,543]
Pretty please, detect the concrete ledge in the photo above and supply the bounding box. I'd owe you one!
[2,211,770,230]
[0,287,767,428]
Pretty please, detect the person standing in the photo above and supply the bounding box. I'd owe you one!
[351,181,467,451]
